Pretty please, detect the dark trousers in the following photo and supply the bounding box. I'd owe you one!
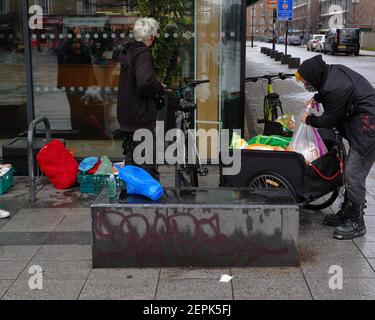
[345,147,375,204]
[122,129,159,181]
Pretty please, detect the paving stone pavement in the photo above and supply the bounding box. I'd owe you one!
[0,164,375,300]
[1,48,375,300]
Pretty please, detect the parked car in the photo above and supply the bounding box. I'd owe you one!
[315,35,326,53]
[323,28,360,56]
[288,36,302,46]
[277,36,285,44]
[307,34,325,51]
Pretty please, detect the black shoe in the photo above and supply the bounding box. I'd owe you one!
[323,195,353,227]
[334,204,367,240]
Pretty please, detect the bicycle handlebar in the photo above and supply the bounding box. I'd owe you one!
[246,73,295,83]
[167,79,210,92]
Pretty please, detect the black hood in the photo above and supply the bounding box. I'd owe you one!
[120,41,149,66]
[298,55,329,89]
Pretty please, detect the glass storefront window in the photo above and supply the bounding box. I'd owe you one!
[29,0,196,159]
[29,0,140,158]
[0,0,245,162]
[0,0,27,157]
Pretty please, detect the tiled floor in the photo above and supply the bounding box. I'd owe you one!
[0,165,375,300]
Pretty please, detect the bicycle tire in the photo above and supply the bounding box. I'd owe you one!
[303,189,339,211]
[248,172,297,198]
[175,165,198,188]
[174,115,200,188]
[189,166,199,187]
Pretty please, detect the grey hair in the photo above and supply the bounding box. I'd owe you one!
[133,18,160,42]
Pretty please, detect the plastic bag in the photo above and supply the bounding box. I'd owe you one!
[36,140,79,190]
[289,123,328,163]
[230,133,248,149]
[95,156,113,175]
[115,165,164,201]
[310,101,324,117]
[276,114,296,132]
[247,135,292,149]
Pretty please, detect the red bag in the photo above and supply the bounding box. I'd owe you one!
[36,140,79,190]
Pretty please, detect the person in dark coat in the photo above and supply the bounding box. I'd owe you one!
[117,18,165,180]
[297,54,375,240]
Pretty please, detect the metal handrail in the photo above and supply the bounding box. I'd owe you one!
[28,117,51,202]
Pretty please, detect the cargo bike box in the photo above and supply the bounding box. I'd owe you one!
[220,129,345,210]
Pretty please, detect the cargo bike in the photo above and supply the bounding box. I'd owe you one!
[220,73,346,210]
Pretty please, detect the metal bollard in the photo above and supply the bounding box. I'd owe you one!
[275,52,283,61]
[288,57,301,69]
[281,54,292,65]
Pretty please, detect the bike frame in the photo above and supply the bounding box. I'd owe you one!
[267,79,273,95]
[169,80,210,188]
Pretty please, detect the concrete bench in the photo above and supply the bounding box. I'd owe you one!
[91,188,299,268]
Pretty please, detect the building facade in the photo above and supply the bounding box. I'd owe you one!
[290,0,375,36]
[288,0,320,38]
[0,0,247,160]
[247,0,282,41]
[319,0,375,32]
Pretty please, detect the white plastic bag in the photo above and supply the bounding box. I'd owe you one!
[310,101,324,117]
[289,106,328,163]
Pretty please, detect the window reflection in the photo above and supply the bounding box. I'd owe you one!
[0,0,27,151]
[29,0,195,158]
[0,0,243,161]
[31,0,140,153]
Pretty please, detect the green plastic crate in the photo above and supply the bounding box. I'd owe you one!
[78,173,122,195]
[0,169,15,195]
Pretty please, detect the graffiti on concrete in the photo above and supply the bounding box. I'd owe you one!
[93,209,291,266]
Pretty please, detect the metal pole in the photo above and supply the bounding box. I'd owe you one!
[272,18,276,50]
[22,0,35,126]
[251,5,255,48]
[285,20,288,55]
[345,0,349,27]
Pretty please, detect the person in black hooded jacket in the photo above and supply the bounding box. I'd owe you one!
[117,18,165,181]
[297,54,375,240]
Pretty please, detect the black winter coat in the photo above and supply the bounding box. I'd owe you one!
[301,55,375,157]
[117,41,163,132]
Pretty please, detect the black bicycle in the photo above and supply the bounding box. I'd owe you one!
[167,79,210,188]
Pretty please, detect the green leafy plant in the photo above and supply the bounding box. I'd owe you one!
[130,0,194,83]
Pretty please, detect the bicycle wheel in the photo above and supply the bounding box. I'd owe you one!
[248,173,291,190]
[175,165,198,188]
[174,117,199,188]
[303,189,339,211]
[264,94,283,122]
